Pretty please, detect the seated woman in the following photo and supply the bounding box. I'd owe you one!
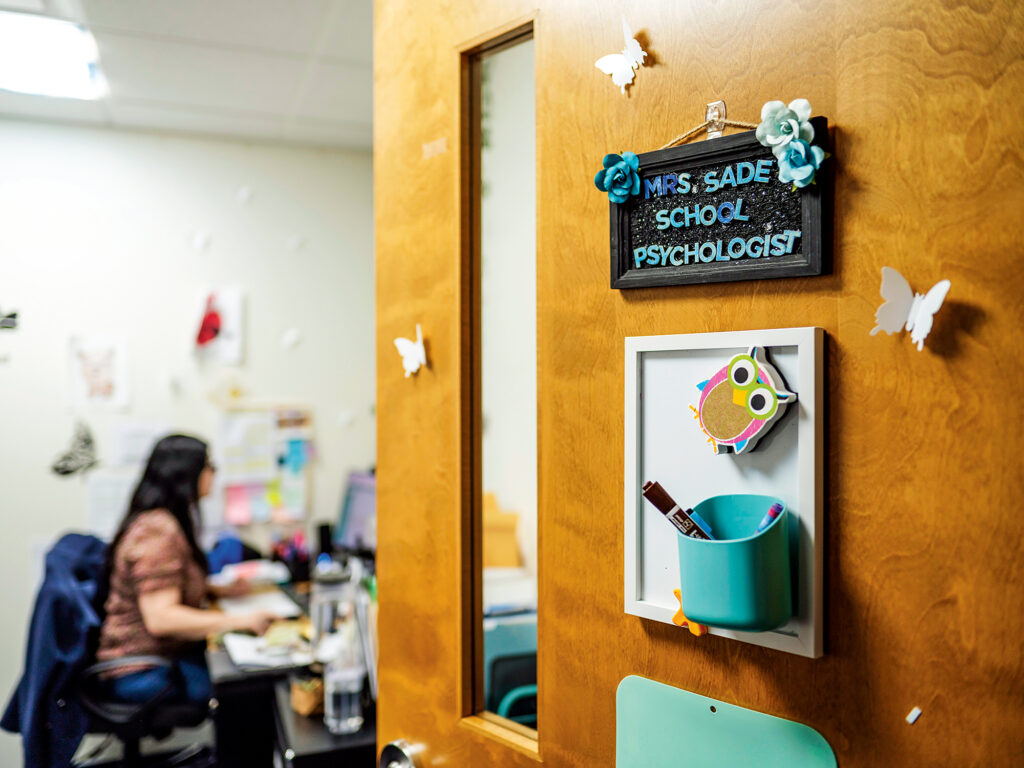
[97,434,279,704]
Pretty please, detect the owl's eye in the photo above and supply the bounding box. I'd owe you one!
[728,355,758,390]
[746,386,778,420]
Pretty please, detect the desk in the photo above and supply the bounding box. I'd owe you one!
[272,678,375,768]
[208,584,310,768]
[208,648,296,768]
[208,584,376,768]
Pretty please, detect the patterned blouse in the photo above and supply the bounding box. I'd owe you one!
[97,509,207,674]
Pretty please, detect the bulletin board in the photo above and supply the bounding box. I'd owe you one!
[624,327,824,657]
[218,405,314,526]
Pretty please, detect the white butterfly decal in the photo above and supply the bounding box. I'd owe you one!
[394,324,427,378]
[870,267,951,351]
[595,16,647,94]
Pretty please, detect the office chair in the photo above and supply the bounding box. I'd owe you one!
[483,614,537,728]
[5,533,213,767]
[76,656,212,767]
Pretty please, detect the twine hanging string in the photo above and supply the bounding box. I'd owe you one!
[658,118,759,150]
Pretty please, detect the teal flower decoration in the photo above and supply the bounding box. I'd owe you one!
[775,138,825,189]
[594,152,641,203]
[756,99,814,150]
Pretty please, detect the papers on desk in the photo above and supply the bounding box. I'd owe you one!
[483,567,537,616]
[209,559,291,587]
[217,589,302,619]
[222,632,313,669]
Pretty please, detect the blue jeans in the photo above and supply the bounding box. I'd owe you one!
[107,654,211,705]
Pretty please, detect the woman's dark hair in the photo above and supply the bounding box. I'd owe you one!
[105,434,211,578]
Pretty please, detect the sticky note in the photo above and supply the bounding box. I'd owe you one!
[285,439,308,473]
[249,485,271,522]
[225,485,252,525]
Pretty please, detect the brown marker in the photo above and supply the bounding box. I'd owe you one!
[641,481,714,540]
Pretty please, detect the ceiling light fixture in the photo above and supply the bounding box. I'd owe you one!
[0,10,107,99]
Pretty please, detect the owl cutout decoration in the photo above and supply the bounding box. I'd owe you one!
[690,346,796,455]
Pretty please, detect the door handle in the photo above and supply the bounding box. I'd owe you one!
[379,739,422,768]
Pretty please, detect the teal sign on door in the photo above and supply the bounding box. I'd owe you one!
[616,675,836,767]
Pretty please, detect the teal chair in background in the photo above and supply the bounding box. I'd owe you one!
[482,613,536,727]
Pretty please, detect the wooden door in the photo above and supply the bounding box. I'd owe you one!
[375,2,1024,766]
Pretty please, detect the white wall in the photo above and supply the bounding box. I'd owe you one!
[0,119,374,762]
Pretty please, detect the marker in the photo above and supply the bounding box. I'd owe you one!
[754,502,784,534]
[641,481,714,540]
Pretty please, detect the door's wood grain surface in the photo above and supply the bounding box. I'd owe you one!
[375,1,1024,766]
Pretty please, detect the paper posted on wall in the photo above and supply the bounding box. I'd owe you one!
[110,422,171,467]
[220,410,275,483]
[68,336,130,409]
[86,470,137,540]
[195,287,245,364]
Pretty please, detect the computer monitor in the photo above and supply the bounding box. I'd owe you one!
[334,471,376,552]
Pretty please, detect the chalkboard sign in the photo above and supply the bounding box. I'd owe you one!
[610,117,829,289]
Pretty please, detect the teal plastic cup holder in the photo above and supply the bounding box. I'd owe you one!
[676,494,792,632]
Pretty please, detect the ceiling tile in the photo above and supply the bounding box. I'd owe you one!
[0,89,107,124]
[106,100,285,142]
[95,32,307,114]
[312,0,372,65]
[0,0,47,12]
[80,0,333,57]
[0,0,375,147]
[283,118,371,149]
[292,61,371,123]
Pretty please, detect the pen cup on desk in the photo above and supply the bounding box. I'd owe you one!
[676,494,792,632]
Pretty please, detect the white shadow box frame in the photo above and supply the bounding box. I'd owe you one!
[624,327,824,658]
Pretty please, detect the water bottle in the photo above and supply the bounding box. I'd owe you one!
[323,620,366,734]
[309,557,350,649]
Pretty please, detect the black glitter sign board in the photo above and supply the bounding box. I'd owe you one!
[610,117,829,288]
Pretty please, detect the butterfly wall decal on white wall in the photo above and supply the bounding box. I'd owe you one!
[595,16,647,94]
[394,324,427,378]
[870,266,951,351]
[52,421,99,476]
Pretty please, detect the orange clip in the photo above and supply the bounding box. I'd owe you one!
[672,588,708,636]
